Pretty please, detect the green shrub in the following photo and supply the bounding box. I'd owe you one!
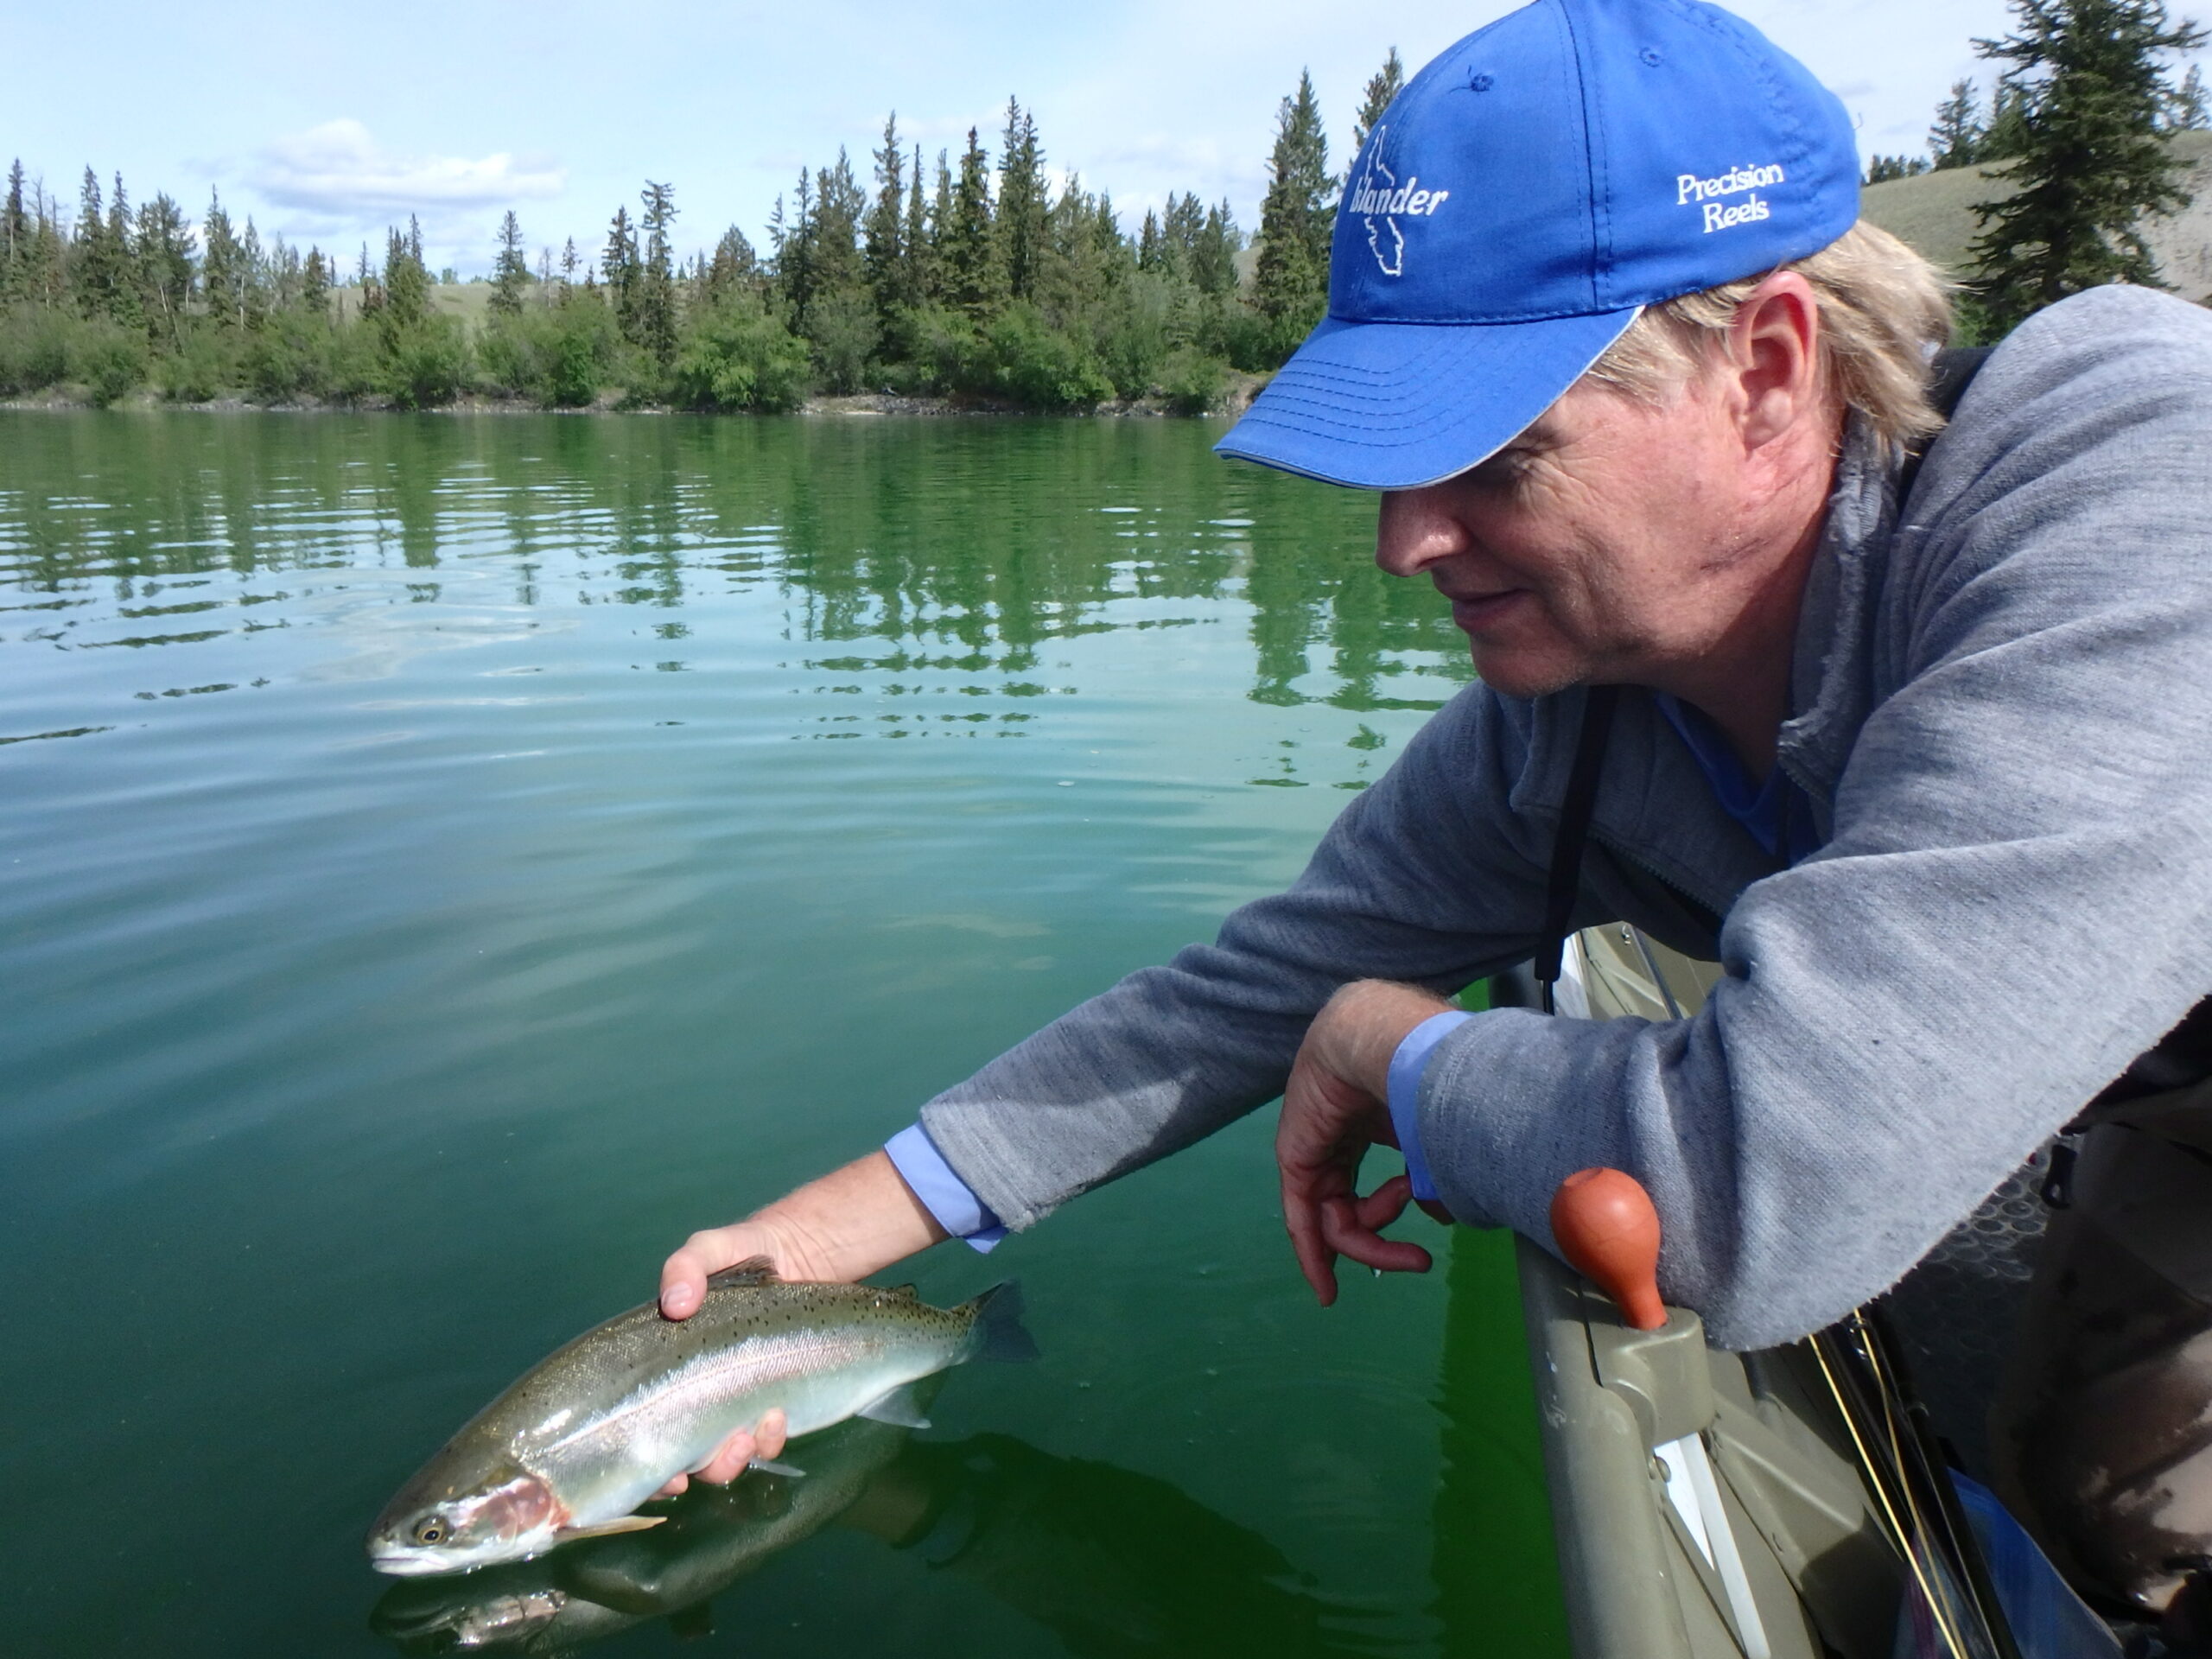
[893,303,983,395]
[1155,349,1229,415]
[804,288,878,395]
[0,306,74,393]
[157,327,238,403]
[982,302,1113,411]
[670,301,810,411]
[378,313,472,408]
[243,311,335,402]
[479,302,619,407]
[67,318,149,407]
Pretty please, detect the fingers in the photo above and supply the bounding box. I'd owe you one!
[684,1407,790,1488]
[1323,1190,1435,1276]
[660,1226,747,1319]
[753,1408,788,1463]
[1281,1177,1340,1307]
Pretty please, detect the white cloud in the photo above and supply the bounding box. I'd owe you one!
[249,119,563,216]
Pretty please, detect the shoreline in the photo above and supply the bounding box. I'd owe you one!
[0,377,1268,421]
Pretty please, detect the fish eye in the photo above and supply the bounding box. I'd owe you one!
[414,1517,448,1546]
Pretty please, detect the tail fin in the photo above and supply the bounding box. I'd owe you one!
[963,1281,1039,1363]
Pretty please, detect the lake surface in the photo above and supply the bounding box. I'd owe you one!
[0,410,1564,1657]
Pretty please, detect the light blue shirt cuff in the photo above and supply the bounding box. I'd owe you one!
[884,1123,1007,1253]
[1387,1010,1473,1204]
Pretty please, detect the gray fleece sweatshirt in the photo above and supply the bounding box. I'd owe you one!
[918,284,2212,1350]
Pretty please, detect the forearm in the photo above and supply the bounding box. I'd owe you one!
[750,1150,948,1281]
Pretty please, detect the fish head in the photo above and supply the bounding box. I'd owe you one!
[370,1578,571,1651]
[369,1458,563,1577]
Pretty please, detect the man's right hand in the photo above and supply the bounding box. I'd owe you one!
[654,1147,950,1489]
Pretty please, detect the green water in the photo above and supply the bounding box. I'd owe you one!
[0,410,1564,1657]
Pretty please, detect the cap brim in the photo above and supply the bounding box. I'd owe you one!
[1215,308,1641,491]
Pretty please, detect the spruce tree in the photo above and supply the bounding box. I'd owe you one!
[602,204,640,340]
[1929,78,1986,167]
[1,160,25,299]
[1982,76,2037,158]
[903,144,933,304]
[73,167,128,321]
[944,127,1003,315]
[130,193,191,344]
[1254,71,1335,346]
[1192,200,1242,297]
[490,210,530,316]
[2169,61,2210,126]
[302,246,330,317]
[201,188,245,327]
[383,223,430,328]
[995,98,1048,301]
[637,181,680,365]
[1352,47,1406,153]
[865,113,908,321]
[1966,0,2207,332]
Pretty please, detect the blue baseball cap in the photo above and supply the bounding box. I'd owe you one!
[1217,0,1859,489]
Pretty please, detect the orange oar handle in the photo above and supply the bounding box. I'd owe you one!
[1550,1167,1667,1331]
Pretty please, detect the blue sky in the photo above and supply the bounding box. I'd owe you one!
[7,0,2199,276]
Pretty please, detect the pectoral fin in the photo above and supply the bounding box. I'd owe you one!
[554,1513,669,1543]
[858,1382,932,1429]
[748,1457,807,1478]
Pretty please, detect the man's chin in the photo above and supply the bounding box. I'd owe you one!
[1465,647,1587,702]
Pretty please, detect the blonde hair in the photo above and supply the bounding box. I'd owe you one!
[1582,220,1954,449]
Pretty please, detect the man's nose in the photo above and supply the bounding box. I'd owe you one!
[1375,486,1470,579]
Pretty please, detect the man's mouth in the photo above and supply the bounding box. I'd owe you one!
[1446,589,1529,631]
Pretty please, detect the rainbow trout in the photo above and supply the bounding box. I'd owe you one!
[367,1262,1031,1576]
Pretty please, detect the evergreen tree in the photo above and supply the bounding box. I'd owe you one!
[239,218,270,327]
[72,167,131,321]
[1137,207,1165,272]
[1254,71,1335,346]
[996,98,1049,300]
[1352,47,1406,153]
[1866,154,1934,182]
[133,192,193,344]
[302,245,330,317]
[701,225,757,307]
[490,210,530,316]
[865,113,909,321]
[903,144,933,304]
[1983,76,2037,160]
[384,222,430,327]
[601,204,640,340]
[1930,78,1987,167]
[201,188,245,327]
[1,160,25,298]
[944,127,1003,314]
[1967,0,2208,332]
[2168,60,2210,126]
[1192,200,1242,296]
[637,181,680,365]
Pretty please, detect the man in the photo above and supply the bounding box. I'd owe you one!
[658,0,2212,1612]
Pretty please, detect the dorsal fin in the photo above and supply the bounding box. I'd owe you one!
[707,1256,781,1291]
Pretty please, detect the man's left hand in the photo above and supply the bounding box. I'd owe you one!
[1278,980,1459,1306]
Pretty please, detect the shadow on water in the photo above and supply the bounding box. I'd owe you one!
[371,1418,1389,1658]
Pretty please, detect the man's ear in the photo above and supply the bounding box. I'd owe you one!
[1725,272,1823,450]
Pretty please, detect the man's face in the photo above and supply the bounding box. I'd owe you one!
[1375,367,1784,698]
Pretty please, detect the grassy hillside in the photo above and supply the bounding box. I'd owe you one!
[1862,129,2212,302]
